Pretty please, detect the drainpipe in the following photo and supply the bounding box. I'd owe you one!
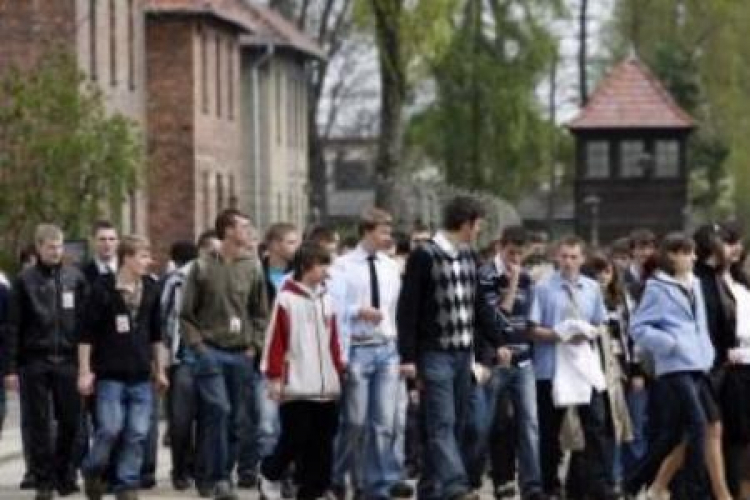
[251,43,275,228]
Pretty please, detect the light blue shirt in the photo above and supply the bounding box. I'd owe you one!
[529,271,607,380]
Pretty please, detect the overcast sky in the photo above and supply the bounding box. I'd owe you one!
[314,0,617,137]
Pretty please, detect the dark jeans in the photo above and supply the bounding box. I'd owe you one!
[236,359,259,478]
[168,363,200,481]
[261,400,339,500]
[193,346,252,482]
[536,380,610,497]
[19,359,81,489]
[490,395,517,486]
[623,373,709,498]
[141,386,159,482]
[83,380,153,491]
[417,350,472,500]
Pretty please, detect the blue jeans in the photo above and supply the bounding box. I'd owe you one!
[236,360,259,478]
[333,342,402,498]
[255,377,281,463]
[622,384,649,471]
[464,363,542,495]
[193,346,252,482]
[83,380,153,491]
[417,350,472,500]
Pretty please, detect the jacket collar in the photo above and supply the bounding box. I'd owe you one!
[282,279,325,300]
[434,231,461,259]
[654,271,697,317]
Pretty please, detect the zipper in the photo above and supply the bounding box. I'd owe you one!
[53,268,61,359]
[314,296,326,395]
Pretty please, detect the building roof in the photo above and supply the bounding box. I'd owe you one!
[146,0,324,59]
[239,3,325,60]
[145,0,260,32]
[568,57,694,131]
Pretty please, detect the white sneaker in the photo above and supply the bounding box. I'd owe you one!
[645,487,670,500]
[259,473,283,500]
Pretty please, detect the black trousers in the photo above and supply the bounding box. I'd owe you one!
[536,380,610,497]
[261,400,339,500]
[490,394,517,486]
[168,363,200,481]
[20,358,81,489]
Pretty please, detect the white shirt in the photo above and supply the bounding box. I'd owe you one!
[727,275,750,346]
[95,257,118,275]
[328,244,401,342]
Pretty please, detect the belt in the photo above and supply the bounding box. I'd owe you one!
[204,340,249,353]
[350,335,394,347]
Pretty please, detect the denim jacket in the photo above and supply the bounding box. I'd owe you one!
[630,271,715,376]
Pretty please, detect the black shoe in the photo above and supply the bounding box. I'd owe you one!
[21,472,37,490]
[84,476,106,500]
[140,476,156,489]
[115,490,140,500]
[449,492,480,500]
[237,473,258,489]
[57,480,81,496]
[389,481,414,498]
[523,492,549,500]
[197,482,214,498]
[172,476,191,491]
[34,489,53,500]
[495,483,518,499]
[330,483,347,500]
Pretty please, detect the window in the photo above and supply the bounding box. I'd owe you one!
[109,0,117,86]
[229,174,237,208]
[200,25,208,114]
[127,0,135,90]
[586,141,609,179]
[89,0,97,80]
[216,33,221,118]
[620,140,645,178]
[216,173,224,212]
[655,140,680,178]
[276,66,282,145]
[335,160,373,190]
[228,39,234,120]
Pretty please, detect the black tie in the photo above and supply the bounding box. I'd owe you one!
[367,254,380,309]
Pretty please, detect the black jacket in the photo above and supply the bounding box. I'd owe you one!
[694,261,737,367]
[262,256,290,307]
[80,275,162,382]
[6,263,88,373]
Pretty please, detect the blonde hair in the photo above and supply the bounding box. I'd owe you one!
[35,224,63,246]
[117,235,150,263]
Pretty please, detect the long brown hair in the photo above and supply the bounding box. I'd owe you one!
[585,253,627,310]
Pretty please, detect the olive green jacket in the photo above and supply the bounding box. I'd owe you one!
[179,252,269,351]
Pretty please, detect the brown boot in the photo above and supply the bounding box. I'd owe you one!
[115,489,139,500]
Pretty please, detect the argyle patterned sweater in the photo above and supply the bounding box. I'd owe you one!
[397,237,479,364]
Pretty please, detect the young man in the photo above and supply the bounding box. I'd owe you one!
[5,224,88,500]
[330,208,411,500]
[468,226,545,500]
[530,236,615,500]
[82,221,120,284]
[78,235,167,500]
[397,196,485,500]
[160,241,200,491]
[180,209,269,500]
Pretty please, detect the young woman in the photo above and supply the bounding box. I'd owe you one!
[626,233,723,500]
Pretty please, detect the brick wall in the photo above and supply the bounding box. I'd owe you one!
[146,16,197,262]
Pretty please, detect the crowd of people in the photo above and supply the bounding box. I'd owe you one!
[0,195,749,500]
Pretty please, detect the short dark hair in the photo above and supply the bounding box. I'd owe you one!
[305,225,338,246]
[91,220,116,237]
[500,226,528,248]
[393,231,411,256]
[658,232,695,275]
[442,196,485,231]
[215,209,249,240]
[265,223,297,244]
[292,242,332,280]
[170,241,198,267]
[609,237,631,258]
[722,220,744,245]
[197,229,218,250]
[629,229,657,250]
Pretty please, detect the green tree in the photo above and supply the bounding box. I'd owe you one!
[0,51,141,259]
[405,0,563,202]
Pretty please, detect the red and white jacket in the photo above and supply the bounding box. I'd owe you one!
[261,279,344,401]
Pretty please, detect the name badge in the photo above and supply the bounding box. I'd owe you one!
[62,291,75,310]
[230,316,242,334]
[116,315,131,334]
